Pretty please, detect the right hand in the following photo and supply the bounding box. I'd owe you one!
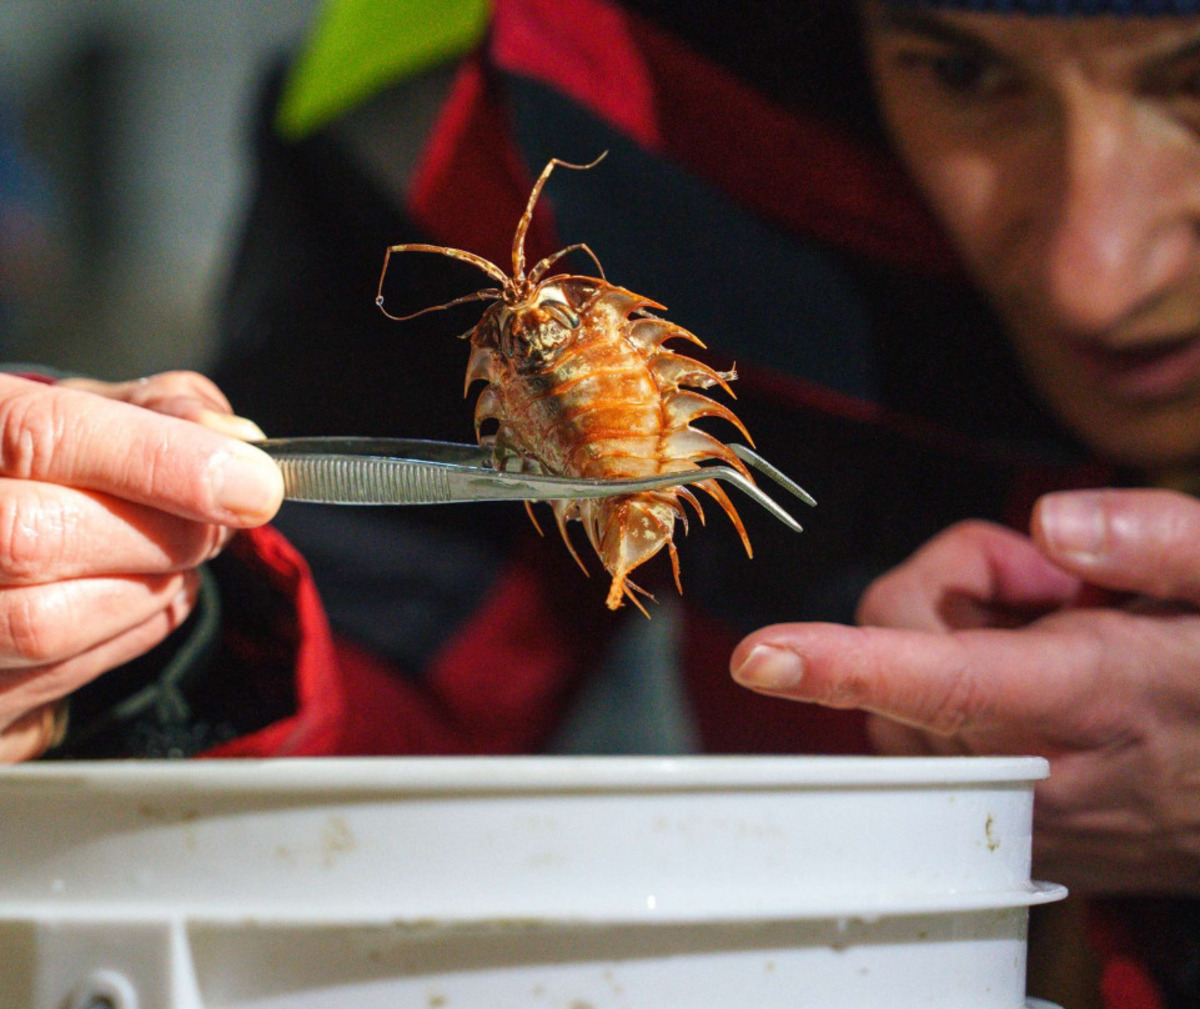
[731,492,1200,895]
[0,371,283,762]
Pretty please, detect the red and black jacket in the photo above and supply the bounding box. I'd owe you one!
[200,0,1101,754]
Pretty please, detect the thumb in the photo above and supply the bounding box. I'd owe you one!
[1033,489,1200,604]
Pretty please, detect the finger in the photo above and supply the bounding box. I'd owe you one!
[1034,488,1200,605]
[189,410,268,441]
[0,571,194,670]
[730,620,1109,741]
[0,702,67,764]
[0,374,282,526]
[59,371,233,415]
[0,586,199,745]
[61,375,267,441]
[857,520,1083,632]
[0,479,232,585]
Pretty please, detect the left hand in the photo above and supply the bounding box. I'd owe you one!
[731,489,1200,894]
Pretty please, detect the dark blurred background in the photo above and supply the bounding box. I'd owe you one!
[0,0,320,378]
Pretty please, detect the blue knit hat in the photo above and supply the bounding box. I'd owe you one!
[889,0,1200,11]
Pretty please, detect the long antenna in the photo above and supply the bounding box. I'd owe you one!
[511,153,608,283]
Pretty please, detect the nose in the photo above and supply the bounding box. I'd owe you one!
[1041,91,1197,334]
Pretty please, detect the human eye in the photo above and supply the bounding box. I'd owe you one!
[897,46,1020,100]
[1138,50,1200,131]
[1149,55,1200,103]
[932,52,1008,94]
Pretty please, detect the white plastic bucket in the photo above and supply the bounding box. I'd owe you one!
[0,756,1065,1008]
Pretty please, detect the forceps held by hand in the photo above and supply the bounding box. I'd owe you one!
[253,437,815,534]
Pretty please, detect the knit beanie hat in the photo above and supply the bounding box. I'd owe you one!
[888,0,1200,11]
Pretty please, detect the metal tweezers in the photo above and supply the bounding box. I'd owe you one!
[254,437,816,533]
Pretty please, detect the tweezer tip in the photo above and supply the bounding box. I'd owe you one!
[729,443,817,508]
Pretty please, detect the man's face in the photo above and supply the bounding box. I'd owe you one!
[861,2,1200,472]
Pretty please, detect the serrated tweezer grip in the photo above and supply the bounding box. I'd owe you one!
[272,454,456,504]
[254,437,815,533]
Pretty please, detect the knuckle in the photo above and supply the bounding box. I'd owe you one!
[0,386,66,481]
[1139,728,1200,837]
[0,489,68,583]
[141,438,173,496]
[123,433,187,511]
[1,589,63,665]
[823,627,888,708]
[921,655,979,736]
[1071,610,1134,690]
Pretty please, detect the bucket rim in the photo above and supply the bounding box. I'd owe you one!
[0,755,1050,796]
[0,880,1069,924]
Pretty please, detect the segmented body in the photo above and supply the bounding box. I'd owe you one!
[377,156,755,612]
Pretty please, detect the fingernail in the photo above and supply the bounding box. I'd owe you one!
[211,444,282,522]
[197,409,267,441]
[1039,492,1106,562]
[45,699,69,750]
[733,644,804,691]
[175,571,201,611]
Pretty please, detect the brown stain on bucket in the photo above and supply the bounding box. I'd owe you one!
[321,814,356,867]
[984,814,1000,852]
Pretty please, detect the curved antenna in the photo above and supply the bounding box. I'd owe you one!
[528,242,607,284]
[512,152,608,283]
[376,242,509,318]
[376,287,503,323]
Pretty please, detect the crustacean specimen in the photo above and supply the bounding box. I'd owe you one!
[376,155,807,612]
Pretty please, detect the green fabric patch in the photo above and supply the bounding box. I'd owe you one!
[276,0,491,139]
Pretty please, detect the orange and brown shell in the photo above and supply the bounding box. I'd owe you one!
[378,156,756,613]
[467,274,754,610]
